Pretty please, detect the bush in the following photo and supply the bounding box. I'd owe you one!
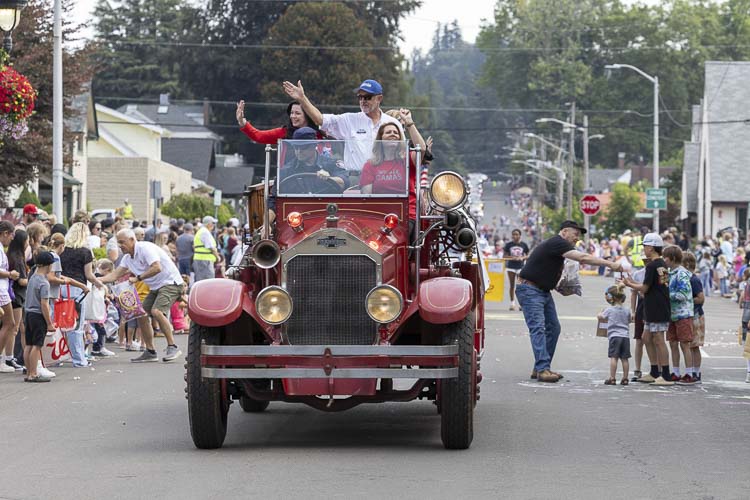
[13,186,41,208]
[160,193,234,225]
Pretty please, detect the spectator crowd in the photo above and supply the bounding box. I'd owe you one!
[0,203,243,382]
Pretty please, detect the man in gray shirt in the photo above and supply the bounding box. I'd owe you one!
[175,223,194,276]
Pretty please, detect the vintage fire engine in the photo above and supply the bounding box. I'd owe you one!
[186,139,486,449]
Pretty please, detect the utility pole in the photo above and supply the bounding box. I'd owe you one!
[582,114,590,249]
[653,76,660,233]
[566,101,576,220]
[52,0,63,221]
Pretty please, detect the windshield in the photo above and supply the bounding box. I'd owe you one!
[276,139,409,198]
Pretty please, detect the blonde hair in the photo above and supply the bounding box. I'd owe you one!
[65,222,90,249]
[718,255,728,266]
[26,222,48,247]
[370,122,405,166]
[96,258,114,273]
[49,232,65,249]
[605,284,627,305]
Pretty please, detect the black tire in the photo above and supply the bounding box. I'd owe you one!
[239,396,270,413]
[439,314,475,450]
[187,324,228,449]
[239,380,271,413]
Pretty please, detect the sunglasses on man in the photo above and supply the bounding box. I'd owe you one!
[357,94,375,101]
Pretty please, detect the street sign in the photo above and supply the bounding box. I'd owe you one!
[645,188,667,210]
[579,195,601,215]
[213,189,222,206]
[635,212,654,218]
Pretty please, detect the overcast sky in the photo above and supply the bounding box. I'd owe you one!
[71,0,498,55]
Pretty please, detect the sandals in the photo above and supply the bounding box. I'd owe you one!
[24,376,51,383]
[604,378,616,385]
[621,378,629,386]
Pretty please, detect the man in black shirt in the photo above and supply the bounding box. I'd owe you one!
[516,220,623,382]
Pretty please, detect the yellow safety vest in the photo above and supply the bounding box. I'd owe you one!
[629,235,644,268]
[122,204,134,219]
[193,227,217,262]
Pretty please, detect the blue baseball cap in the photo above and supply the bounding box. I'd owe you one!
[356,79,383,95]
[292,127,317,140]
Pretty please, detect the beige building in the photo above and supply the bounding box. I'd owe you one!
[87,157,192,220]
[87,104,193,220]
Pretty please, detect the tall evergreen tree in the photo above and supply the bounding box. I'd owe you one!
[92,0,196,106]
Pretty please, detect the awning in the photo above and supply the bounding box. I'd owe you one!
[38,172,83,187]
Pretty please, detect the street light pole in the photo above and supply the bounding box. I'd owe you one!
[52,0,63,221]
[583,114,590,249]
[605,63,660,232]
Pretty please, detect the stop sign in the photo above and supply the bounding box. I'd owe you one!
[580,195,601,216]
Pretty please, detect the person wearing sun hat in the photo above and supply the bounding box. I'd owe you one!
[282,78,403,172]
[516,220,624,383]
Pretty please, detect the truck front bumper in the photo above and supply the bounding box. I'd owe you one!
[200,344,458,379]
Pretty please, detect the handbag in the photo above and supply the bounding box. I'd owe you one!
[54,284,79,331]
[42,327,72,366]
[83,285,107,322]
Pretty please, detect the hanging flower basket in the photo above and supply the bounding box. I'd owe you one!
[0,51,37,147]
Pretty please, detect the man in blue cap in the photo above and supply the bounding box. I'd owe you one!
[282,78,403,172]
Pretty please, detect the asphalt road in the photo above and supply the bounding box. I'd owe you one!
[2,189,748,500]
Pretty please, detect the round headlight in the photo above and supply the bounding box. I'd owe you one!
[430,172,467,210]
[366,285,403,324]
[256,286,293,325]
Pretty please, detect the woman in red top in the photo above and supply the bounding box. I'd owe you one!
[236,100,320,144]
[360,110,425,222]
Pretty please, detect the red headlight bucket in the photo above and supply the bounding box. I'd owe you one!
[384,213,399,230]
[287,212,303,229]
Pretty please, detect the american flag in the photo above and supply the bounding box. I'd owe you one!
[420,164,429,188]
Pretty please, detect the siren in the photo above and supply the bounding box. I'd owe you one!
[454,225,477,250]
[252,239,281,269]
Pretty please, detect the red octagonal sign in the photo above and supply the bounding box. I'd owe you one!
[580,195,601,216]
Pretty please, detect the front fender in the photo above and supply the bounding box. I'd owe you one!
[418,277,473,324]
[188,278,246,328]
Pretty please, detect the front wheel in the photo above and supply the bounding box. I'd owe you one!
[439,314,475,450]
[186,324,228,449]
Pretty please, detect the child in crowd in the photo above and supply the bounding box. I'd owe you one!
[740,268,750,383]
[663,246,696,384]
[683,252,706,382]
[629,257,650,381]
[598,284,631,385]
[170,277,190,335]
[23,251,57,382]
[698,250,713,296]
[715,255,730,297]
[90,259,116,358]
[622,233,674,386]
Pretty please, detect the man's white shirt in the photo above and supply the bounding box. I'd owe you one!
[320,111,403,171]
[118,241,183,290]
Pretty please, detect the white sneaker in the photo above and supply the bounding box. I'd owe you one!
[0,363,15,373]
[37,362,56,378]
[99,347,116,357]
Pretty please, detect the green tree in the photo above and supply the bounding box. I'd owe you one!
[258,3,400,106]
[13,186,42,208]
[0,0,93,196]
[92,0,197,107]
[602,183,640,235]
[160,193,233,225]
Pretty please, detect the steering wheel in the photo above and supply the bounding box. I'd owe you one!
[279,173,343,195]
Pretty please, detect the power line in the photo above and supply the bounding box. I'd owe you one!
[95,96,687,115]
[100,38,750,53]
